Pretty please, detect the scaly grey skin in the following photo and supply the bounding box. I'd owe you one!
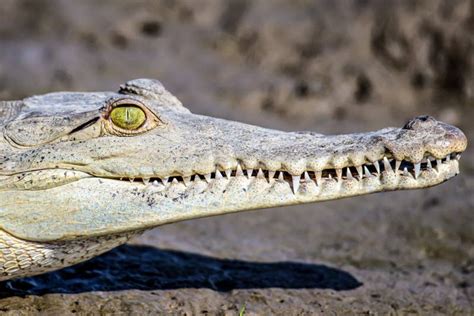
[0,79,467,281]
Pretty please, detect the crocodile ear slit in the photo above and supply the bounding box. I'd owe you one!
[68,117,100,135]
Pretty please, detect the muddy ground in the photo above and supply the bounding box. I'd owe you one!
[0,0,473,314]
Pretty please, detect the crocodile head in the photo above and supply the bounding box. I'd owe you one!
[0,79,467,242]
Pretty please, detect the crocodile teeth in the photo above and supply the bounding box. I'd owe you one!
[236,164,244,176]
[268,171,275,183]
[436,159,442,172]
[315,171,322,186]
[194,175,202,183]
[374,161,380,174]
[304,171,312,182]
[414,163,421,179]
[116,151,463,189]
[427,159,432,169]
[346,167,353,180]
[395,160,401,172]
[246,169,253,179]
[364,166,372,178]
[292,175,300,193]
[183,176,191,186]
[383,157,393,173]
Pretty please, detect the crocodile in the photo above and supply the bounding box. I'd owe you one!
[0,78,467,281]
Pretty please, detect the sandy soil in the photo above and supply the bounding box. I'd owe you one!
[0,0,473,314]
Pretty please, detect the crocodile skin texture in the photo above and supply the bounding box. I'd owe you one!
[0,229,140,281]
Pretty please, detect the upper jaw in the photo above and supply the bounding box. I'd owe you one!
[96,114,466,179]
[93,114,466,196]
[96,114,465,201]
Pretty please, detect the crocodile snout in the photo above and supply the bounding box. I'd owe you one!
[405,115,467,156]
[435,120,467,155]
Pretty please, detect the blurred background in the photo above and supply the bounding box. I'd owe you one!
[0,0,473,314]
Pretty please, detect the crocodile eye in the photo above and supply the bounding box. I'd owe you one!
[104,98,164,136]
[110,106,146,130]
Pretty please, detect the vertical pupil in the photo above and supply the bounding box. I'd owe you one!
[125,108,131,124]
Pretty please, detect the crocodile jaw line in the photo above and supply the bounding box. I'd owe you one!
[91,153,462,224]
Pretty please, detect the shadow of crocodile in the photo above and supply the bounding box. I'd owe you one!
[0,245,361,297]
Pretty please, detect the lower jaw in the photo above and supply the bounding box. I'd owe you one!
[105,158,457,232]
[0,159,459,241]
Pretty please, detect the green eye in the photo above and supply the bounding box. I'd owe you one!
[110,106,146,130]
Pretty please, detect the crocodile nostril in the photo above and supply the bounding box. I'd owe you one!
[403,115,436,130]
